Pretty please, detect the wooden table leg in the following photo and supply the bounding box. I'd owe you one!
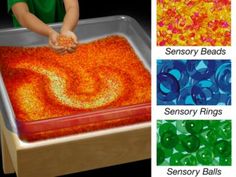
[1,130,15,174]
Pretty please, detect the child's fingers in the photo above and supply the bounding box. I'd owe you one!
[53,45,64,50]
[67,47,76,53]
[72,37,78,44]
[49,41,67,54]
[49,40,63,49]
[73,36,79,45]
[49,40,58,48]
[55,47,67,55]
[55,46,67,54]
[56,48,66,53]
[57,50,67,55]
[56,31,79,53]
[70,44,77,50]
[65,31,78,44]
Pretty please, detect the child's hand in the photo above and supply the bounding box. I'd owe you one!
[60,31,78,53]
[48,31,66,54]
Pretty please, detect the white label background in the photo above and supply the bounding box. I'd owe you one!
[151,0,235,176]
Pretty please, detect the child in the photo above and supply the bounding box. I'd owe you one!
[8,0,79,53]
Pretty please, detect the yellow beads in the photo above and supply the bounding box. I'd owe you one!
[157,0,231,46]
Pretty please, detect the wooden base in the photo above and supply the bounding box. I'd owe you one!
[0,114,151,177]
[1,133,15,174]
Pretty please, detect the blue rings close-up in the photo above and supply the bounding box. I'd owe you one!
[157,60,231,105]
[157,73,180,101]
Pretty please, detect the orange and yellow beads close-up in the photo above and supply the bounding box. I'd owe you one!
[157,0,231,46]
[57,35,75,48]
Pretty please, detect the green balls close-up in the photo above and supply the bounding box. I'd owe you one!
[180,154,198,166]
[181,135,200,153]
[159,123,177,136]
[214,140,231,157]
[157,147,165,165]
[196,147,214,165]
[170,153,183,165]
[185,120,204,134]
[157,120,231,166]
[161,131,179,149]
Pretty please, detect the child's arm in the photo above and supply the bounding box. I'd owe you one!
[12,2,64,53]
[61,0,80,52]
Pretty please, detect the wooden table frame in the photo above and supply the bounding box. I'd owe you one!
[0,113,150,177]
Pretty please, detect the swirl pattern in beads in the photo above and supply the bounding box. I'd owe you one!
[0,35,151,140]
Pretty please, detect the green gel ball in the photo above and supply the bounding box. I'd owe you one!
[175,144,185,153]
[208,120,220,129]
[185,120,203,134]
[158,144,173,158]
[170,153,184,166]
[196,147,214,165]
[199,129,217,146]
[162,146,173,158]
[181,135,200,153]
[161,131,179,149]
[214,140,231,157]
[217,121,231,139]
[157,147,165,165]
[176,120,188,134]
[175,134,186,152]
[219,156,231,166]
[180,154,197,166]
[159,123,176,136]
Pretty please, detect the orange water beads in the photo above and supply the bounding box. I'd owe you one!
[0,35,151,141]
[57,35,75,48]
